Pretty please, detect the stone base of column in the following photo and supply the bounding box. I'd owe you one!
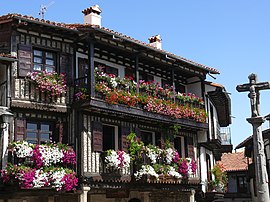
[80,186,90,202]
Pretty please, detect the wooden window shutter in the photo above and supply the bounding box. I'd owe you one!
[18,44,32,77]
[15,118,26,141]
[60,53,73,83]
[187,137,195,159]
[92,121,103,152]
[121,126,130,152]
[56,122,64,143]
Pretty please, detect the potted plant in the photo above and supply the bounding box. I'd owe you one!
[209,163,228,192]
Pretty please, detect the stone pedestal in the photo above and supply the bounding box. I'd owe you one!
[247,116,270,202]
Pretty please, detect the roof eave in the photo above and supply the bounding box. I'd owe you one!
[83,26,220,75]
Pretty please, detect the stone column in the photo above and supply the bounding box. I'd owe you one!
[80,186,91,202]
[247,117,270,202]
[189,190,195,202]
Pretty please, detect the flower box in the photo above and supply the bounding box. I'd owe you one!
[1,141,78,192]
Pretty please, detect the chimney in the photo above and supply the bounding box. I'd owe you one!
[82,5,102,26]
[148,35,162,50]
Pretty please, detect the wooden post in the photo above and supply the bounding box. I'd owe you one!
[171,68,176,103]
[135,55,139,94]
[88,39,95,98]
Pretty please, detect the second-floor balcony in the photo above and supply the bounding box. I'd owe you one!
[74,67,208,129]
[10,71,70,113]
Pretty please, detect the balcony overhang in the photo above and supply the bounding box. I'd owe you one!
[220,144,233,153]
[80,98,208,130]
[208,88,231,127]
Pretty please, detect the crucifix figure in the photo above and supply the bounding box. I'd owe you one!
[236,73,270,201]
[236,73,270,117]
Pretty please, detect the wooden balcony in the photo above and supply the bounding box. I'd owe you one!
[75,76,208,129]
[10,78,69,113]
[83,151,200,188]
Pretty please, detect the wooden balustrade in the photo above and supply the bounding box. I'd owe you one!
[12,78,69,105]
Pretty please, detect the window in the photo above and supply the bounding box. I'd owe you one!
[103,125,118,151]
[33,49,56,72]
[175,83,186,93]
[237,176,248,193]
[105,66,119,77]
[141,131,155,145]
[78,57,88,79]
[139,72,154,82]
[26,122,52,144]
[161,79,171,88]
[174,136,183,157]
[95,62,119,77]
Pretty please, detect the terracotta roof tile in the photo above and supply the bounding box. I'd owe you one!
[0,13,220,74]
[220,152,251,172]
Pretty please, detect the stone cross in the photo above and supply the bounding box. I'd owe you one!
[236,73,270,202]
[236,73,270,117]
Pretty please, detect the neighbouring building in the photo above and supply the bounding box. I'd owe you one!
[218,152,252,202]
[0,5,231,202]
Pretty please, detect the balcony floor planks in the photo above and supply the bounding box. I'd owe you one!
[10,99,69,113]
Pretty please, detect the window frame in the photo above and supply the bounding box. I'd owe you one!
[102,124,119,151]
[237,175,248,193]
[33,48,57,72]
[140,130,155,146]
[25,121,53,144]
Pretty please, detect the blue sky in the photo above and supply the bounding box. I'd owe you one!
[1,0,270,147]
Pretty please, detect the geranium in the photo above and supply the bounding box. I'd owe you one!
[105,150,130,170]
[27,71,67,97]
[94,68,207,123]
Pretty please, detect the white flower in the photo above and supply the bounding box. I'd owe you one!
[110,77,118,88]
[145,147,161,164]
[121,152,131,168]
[105,150,131,169]
[50,168,66,191]
[167,166,182,179]
[134,165,159,180]
[14,141,33,158]
[33,170,49,188]
[105,150,120,169]
[165,148,174,164]
[39,145,64,166]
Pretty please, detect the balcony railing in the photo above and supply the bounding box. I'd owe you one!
[74,69,207,123]
[12,78,69,106]
[97,154,199,184]
[220,127,232,145]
